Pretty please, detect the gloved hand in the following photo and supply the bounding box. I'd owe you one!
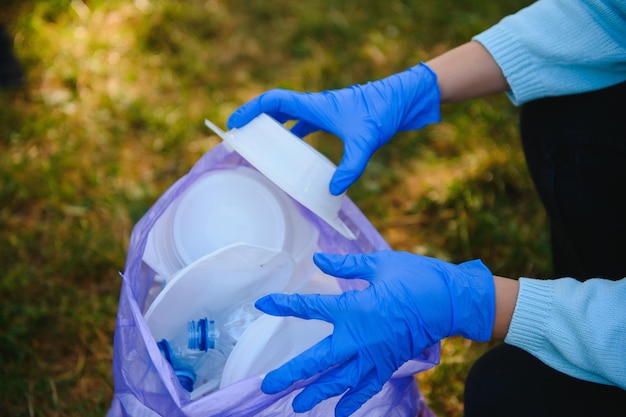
[255,251,495,417]
[227,63,441,195]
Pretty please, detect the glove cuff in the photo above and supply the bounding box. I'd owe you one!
[365,62,441,142]
[397,62,441,131]
[447,259,495,342]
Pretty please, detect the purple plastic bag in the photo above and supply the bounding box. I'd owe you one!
[107,144,440,417]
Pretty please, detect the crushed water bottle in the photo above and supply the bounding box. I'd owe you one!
[157,317,235,393]
[222,303,263,342]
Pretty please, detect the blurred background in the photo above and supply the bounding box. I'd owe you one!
[0,0,546,416]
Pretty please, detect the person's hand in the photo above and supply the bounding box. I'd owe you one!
[227,63,440,195]
[254,251,495,417]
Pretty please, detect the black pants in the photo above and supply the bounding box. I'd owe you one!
[0,25,24,88]
[464,81,626,417]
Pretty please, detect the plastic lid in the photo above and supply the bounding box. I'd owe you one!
[188,318,217,351]
[174,368,196,392]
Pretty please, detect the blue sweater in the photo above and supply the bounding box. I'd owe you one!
[474,0,626,390]
[473,0,626,105]
[507,278,626,390]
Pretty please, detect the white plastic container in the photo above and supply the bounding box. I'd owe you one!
[172,168,288,265]
[143,166,320,287]
[145,242,297,396]
[218,268,342,390]
[205,114,356,240]
[219,314,333,390]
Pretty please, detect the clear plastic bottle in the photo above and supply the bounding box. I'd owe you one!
[222,303,263,342]
[157,317,234,393]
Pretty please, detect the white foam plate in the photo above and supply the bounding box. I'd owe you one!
[219,268,340,388]
[144,243,295,342]
[220,314,333,389]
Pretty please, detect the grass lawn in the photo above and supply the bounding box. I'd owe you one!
[1,0,546,416]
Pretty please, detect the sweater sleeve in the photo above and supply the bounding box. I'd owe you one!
[505,277,626,389]
[472,0,626,105]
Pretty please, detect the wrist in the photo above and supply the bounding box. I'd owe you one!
[426,41,509,103]
[491,275,520,339]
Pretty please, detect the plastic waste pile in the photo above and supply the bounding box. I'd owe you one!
[107,114,440,417]
[141,114,355,398]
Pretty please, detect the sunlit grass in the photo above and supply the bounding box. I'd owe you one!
[1,0,542,415]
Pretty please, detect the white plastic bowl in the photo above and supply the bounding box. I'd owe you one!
[172,167,288,265]
[143,201,186,279]
[275,194,320,292]
[205,114,356,240]
[219,314,333,389]
[219,267,342,389]
[143,165,320,290]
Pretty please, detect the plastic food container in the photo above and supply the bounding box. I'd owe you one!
[205,114,356,240]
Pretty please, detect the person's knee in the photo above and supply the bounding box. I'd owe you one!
[464,345,514,417]
[464,343,626,417]
[464,344,557,417]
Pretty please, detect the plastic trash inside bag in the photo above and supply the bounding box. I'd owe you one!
[107,143,440,417]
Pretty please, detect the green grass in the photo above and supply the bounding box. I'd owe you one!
[1,0,543,416]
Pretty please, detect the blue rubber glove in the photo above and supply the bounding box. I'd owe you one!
[255,251,495,417]
[227,63,440,195]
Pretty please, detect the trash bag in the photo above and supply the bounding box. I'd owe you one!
[107,143,440,417]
